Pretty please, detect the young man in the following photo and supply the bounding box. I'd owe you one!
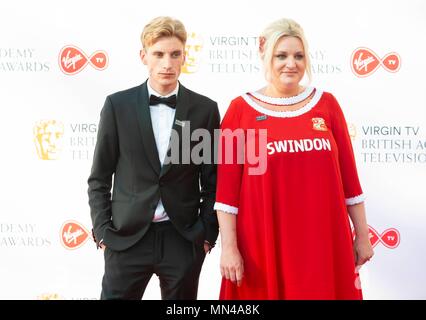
[88,16,220,300]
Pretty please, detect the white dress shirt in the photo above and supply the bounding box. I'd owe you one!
[147,81,178,222]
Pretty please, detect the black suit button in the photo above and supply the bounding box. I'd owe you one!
[159,181,164,187]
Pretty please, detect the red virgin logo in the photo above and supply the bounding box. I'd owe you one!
[59,45,108,75]
[352,225,400,249]
[60,220,92,250]
[351,47,401,77]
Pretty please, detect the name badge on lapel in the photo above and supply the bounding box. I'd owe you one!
[175,119,185,127]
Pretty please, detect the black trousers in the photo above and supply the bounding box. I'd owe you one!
[101,221,206,300]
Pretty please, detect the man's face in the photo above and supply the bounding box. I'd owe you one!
[140,36,185,95]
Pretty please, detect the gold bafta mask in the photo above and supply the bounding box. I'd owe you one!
[348,123,357,140]
[37,293,62,300]
[182,32,203,74]
[33,120,64,160]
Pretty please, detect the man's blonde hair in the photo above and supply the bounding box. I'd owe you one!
[141,16,187,49]
[260,18,312,83]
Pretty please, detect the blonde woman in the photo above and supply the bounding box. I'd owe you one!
[214,18,373,299]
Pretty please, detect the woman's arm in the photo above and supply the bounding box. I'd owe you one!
[348,202,374,267]
[217,210,244,286]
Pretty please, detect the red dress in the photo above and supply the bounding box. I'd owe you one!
[215,89,364,300]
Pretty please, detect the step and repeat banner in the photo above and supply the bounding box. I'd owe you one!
[1,0,425,299]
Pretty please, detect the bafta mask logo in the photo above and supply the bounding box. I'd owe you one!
[34,120,64,160]
[38,293,62,300]
[348,123,357,140]
[182,32,203,74]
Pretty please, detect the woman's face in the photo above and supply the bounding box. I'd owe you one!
[269,36,306,90]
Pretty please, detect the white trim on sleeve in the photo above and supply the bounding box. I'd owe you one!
[214,202,238,215]
[345,194,366,206]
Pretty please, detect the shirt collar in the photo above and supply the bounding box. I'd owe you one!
[147,80,179,98]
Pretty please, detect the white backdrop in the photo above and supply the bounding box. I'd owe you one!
[1,0,425,299]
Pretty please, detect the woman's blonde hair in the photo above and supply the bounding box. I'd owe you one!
[141,16,187,49]
[260,18,312,83]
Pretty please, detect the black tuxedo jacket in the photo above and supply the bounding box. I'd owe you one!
[88,81,220,251]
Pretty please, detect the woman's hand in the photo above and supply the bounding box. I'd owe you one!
[220,246,244,286]
[353,235,374,267]
[347,202,374,267]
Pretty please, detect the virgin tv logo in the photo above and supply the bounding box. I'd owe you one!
[351,47,400,77]
[60,220,92,250]
[59,45,108,75]
[352,225,400,249]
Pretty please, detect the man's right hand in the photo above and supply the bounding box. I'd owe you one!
[99,241,106,250]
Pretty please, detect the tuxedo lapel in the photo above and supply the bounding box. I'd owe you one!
[160,83,191,178]
[135,81,161,175]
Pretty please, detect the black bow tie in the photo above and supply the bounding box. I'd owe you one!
[149,94,177,109]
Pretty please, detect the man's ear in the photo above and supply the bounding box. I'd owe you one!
[182,51,186,66]
[140,49,147,65]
